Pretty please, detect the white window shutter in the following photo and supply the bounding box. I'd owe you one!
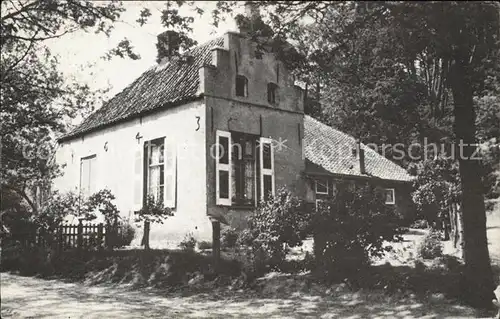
[133,145,143,212]
[216,130,232,206]
[88,156,96,196]
[80,155,96,199]
[79,158,90,198]
[259,137,275,201]
[164,137,177,208]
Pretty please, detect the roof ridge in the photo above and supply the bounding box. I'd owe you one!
[304,115,412,182]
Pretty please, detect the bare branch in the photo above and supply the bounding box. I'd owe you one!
[1,0,40,22]
[4,28,75,42]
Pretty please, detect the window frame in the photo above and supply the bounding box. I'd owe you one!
[236,75,248,97]
[216,130,232,206]
[143,137,176,209]
[385,188,396,205]
[259,137,275,202]
[215,133,275,206]
[231,132,258,207]
[145,139,165,204]
[267,82,279,104]
[315,178,329,195]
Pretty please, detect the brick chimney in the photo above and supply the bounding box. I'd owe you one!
[353,139,366,175]
[238,1,261,35]
[156,30,180,64]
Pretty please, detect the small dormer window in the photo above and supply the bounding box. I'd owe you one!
[267,83,278,104]
[236,75,248,97]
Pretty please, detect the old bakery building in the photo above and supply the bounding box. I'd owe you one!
[55,18,413,247]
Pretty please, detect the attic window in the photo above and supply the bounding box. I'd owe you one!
[385,188,395,205]
[236,75,248,97]
[267,83,278,104]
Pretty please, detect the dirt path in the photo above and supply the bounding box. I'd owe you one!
[1,272,479,319]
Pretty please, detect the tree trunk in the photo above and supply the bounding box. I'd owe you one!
[443,212,450,241]
[451,59,494,308]
[211,219,221,272]
[141,220,150,250]
[450,202,463,250]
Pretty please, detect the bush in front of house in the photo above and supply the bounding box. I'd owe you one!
[410,219,429,229]
[313,181,403,281]
[235,188,313,276]
[113,221,136,248]
[84,189,121,225]
[134,195,174,250]
[197,240,212,250]
[417,230,443,259]
[179,233,197,251]
[221,227,238,249]
[37,191,83,230]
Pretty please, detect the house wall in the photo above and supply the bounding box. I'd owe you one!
[199,31,306,229]
[370,179,415,222]
[306,176,415,222]
[54,100,211,247]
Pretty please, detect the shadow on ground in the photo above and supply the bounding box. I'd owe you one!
[2,204,499,318]
[1,272,481,318]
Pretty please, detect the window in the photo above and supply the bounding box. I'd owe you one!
[315,178,329,195]
[143,138,177,208]
[385,188,395,205]
[231,133,258,206]
[236,75,248,97]
[216,131,232,206]
[80,155,96,198]
[216,130,275,206]
[146,139,165,203]
[259,137,275,202]
[267,83,278,104]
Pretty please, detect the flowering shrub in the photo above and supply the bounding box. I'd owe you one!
[36,190,82,232]
[134,195,173,224]
[179,233,197,251]
[220,227,238,249]
[84,189,121,225]
[114,221,136,248]
[134,195,173,249]
[236,188,312,273]
[417,230,443,259]
[313,181,403,280]
[197,240,212,250]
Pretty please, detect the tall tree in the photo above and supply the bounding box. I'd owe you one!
[1,0,128,216]
[389,2,499,307]
[246,1,499,308]
[0,0,216,216]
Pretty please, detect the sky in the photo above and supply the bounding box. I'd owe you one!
[47,1,242,100]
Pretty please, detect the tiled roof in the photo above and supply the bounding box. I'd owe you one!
[60,37,225,141]
[304,115,413,182]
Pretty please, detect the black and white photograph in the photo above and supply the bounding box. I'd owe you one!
[1,1,499,318]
